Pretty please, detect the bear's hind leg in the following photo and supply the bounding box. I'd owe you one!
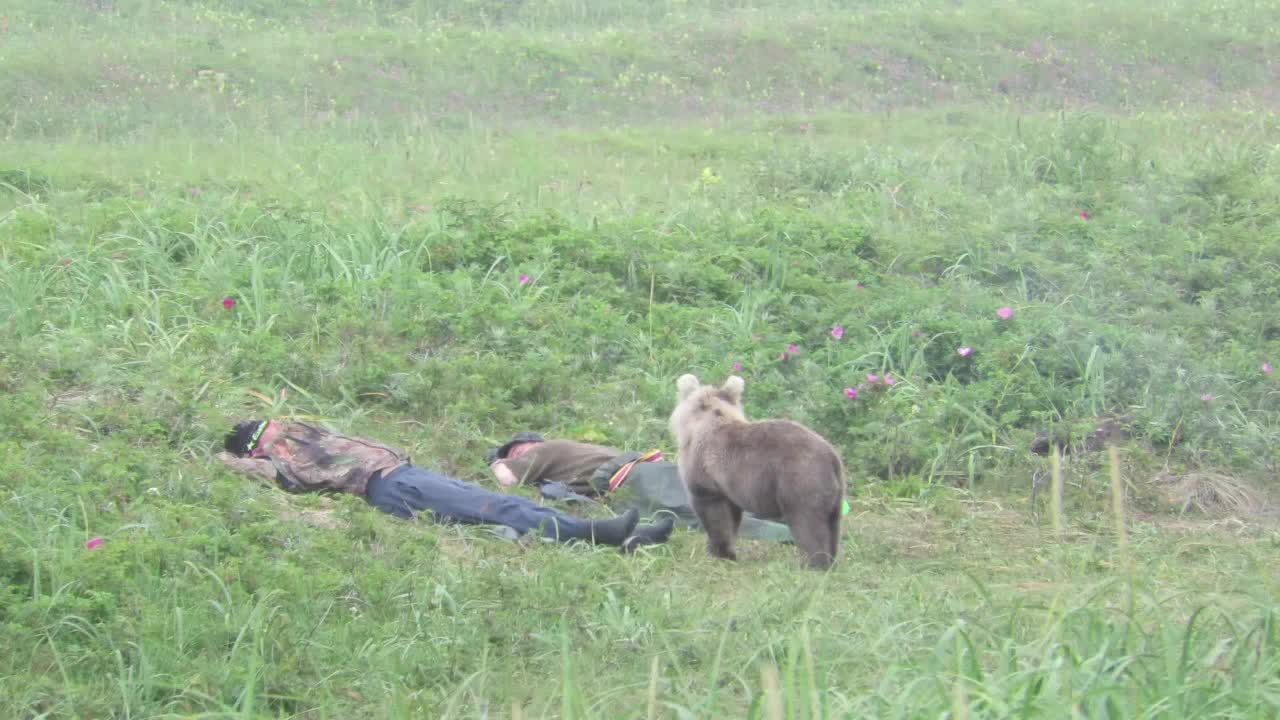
[691,492,742,561]
[786,508,836,570]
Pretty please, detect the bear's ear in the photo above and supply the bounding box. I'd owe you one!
[721,375,745,403]
[676,374,701,401]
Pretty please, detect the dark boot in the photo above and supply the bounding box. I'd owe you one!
[621,512,676,553]
[584,508,640,546]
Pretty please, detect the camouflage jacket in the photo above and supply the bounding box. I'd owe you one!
[217,421,407,496]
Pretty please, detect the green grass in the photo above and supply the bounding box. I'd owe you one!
[3,0,1280,716]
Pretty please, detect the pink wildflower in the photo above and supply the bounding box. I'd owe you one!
[957,346,973,357]
[883,374,896,386]
[222,297,235,309]
[732,361,742,373]
[866,373,879,384]
[85,537,103,550]
[911,329,921,337]
[1264,362,1273,375]
[1078,210,1089,220]
[996,306,1013,321]
[844,387,857,400]
[831,325,844,340]
[855,282,866,290]
[518,274,530,285]
[1201,393,1214,403]
[786,344,799,355]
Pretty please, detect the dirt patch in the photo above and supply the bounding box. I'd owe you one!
[992,39,1113,107]
[988,37,1278,110]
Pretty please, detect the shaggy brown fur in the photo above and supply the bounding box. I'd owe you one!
[669,374,846,569]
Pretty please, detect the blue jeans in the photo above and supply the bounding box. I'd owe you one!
[366,464,596,542]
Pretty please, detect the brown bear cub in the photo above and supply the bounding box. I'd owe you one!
[668,374,846,570]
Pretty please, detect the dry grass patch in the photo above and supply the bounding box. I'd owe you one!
[1153,469,1270,517]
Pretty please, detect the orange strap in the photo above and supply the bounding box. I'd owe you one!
[606,450,664,492]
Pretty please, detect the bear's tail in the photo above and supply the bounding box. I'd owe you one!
[831,451,848,497]
[827,500,842,559]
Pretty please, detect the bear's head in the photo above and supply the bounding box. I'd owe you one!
[669,374,747,448]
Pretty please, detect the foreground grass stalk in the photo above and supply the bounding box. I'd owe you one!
[1050,445,1064,541]
[646,656,659,720]
[760,663,783,720]
[1109,445,1127,553]
[952,632,969,720]
[802,622,820,719]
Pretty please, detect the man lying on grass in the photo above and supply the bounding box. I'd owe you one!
[488,432,794,544]
[217,419,674,552]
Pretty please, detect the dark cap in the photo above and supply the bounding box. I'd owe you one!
[486,432,546,464]
[225,419,268,457]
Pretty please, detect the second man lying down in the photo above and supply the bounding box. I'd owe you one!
[487,432,794,544]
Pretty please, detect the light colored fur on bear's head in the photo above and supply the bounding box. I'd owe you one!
[670,374,748,449]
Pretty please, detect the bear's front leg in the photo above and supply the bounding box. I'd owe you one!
[690,491,742,561]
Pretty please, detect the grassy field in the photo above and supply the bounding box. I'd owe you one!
[3,0,1280,717]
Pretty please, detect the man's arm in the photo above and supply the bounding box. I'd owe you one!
[216,451,279,483]
[491,461,520,487]
[491,454,540,487]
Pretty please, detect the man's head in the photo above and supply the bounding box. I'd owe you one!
[485,432,546,465]
[224,419,271,457]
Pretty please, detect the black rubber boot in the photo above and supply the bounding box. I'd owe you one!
[621,512,676,553]
[585,508,640,546]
